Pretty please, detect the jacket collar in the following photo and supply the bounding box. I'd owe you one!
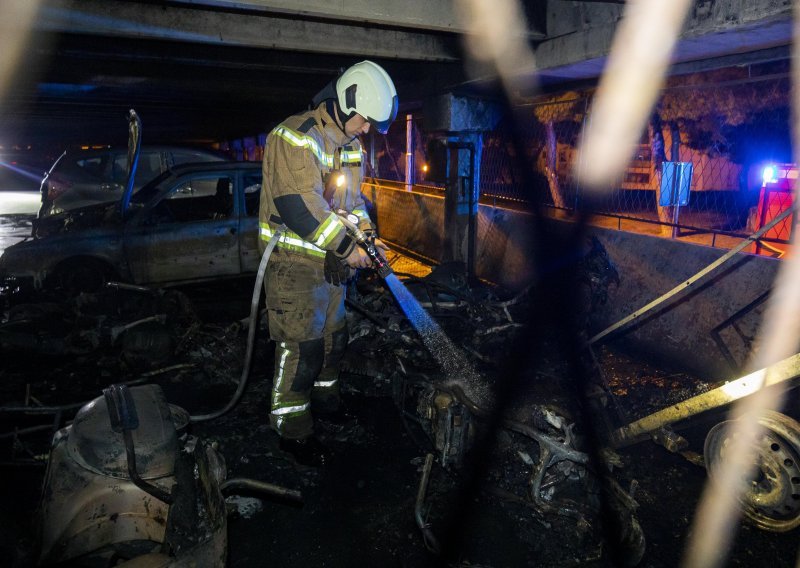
[315,102,353,147]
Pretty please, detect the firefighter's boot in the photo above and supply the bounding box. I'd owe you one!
[280,436,331,468]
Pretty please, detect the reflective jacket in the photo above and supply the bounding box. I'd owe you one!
[258,102,374,262]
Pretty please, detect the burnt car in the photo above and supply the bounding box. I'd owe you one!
[38,146,228,218]
[1,162,263,293]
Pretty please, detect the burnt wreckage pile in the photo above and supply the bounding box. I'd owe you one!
[0,285,275,565]
[0,244,644,566]
[340,257,643,566]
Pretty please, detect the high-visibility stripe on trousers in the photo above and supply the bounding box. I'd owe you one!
[269,328,347,438]
[265,260,348,439]
[270,339,319,439]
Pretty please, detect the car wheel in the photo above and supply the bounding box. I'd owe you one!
[52,258,116,296]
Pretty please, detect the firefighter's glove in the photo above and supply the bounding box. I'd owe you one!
[324,251,353,286]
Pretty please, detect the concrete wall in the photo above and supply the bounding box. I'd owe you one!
[585,224,777,380]
[367,184,536,290]
[370,185,778,380]
[364,184,445,262]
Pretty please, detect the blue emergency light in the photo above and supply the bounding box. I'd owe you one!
[762,165,777,185]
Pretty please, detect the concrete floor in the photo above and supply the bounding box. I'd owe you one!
[0,192,39,216]
[1,210,798,567]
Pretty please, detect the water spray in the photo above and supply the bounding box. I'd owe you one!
[336,212,493,411]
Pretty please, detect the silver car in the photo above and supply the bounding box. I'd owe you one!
[2,162,263,294]
[38,146,228,218]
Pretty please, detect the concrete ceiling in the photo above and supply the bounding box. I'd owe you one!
[0,0,793,152]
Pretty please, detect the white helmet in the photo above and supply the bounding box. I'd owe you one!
[336,61,398,134]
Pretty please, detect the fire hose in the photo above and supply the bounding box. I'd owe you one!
[189,226,285,423]
[190,213,390,423]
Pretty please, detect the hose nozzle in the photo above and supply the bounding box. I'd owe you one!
[363,241,392,279]
[336,211,393,279]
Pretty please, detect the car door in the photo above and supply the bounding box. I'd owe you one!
[123,171,240,285]
[238,169,263,273]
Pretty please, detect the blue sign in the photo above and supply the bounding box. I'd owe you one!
[659,162,693,207]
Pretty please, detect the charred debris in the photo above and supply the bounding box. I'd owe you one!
[0,241,660,567]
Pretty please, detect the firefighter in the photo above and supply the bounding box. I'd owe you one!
[259,61,398,466]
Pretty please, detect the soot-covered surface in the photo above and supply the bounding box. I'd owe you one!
[0,264,797,567]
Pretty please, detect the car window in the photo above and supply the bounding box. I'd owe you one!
[113,152,162,188]
[111,156,127,186]
[73,156,111,179]
[243,172,262,217]
[150,175,233,223]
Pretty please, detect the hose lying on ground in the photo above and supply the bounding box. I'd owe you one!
[190,228,284,423]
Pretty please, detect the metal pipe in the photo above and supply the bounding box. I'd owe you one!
[219,478,303,503]
[610,351,800,448]
[405,114,414,192]
[502,419,589,464]
[0,402,85,414]
[105,281,154,294]
[0,423,55,440]
[588,206,793,345]
[122,428,173,504]
[110,314,166,343]
[0,374,171,417]
[414,453,440,554]
[0,459,46,467]
[528,445,552,505]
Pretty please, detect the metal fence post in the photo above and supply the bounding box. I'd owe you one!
[576,97,590,211]
[405,114,414,192]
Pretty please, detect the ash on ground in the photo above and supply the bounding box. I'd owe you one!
[0,261,795,567]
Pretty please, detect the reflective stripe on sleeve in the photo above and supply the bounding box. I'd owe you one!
[309,212,345,248]
[272,125,334,168]
[313,379,338,388]
[342,148,362,164]
[260,222,326,258]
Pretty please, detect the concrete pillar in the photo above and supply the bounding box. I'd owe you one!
[442,134,483,274]
[423,94,500,277]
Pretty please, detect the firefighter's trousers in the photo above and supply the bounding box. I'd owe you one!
[265,257,348,440]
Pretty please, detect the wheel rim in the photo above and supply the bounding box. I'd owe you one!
[704,411,800,532]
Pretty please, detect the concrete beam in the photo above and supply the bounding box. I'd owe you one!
[545,1,624,39]
[167,0,546,38]
[423,94,502,133]
[34,0,461,62]
[535,0,792,79]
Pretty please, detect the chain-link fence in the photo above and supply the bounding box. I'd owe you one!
[480,69,793,250]
[219,67,793,256]
[482,96,588,208]
[369,115,447,192]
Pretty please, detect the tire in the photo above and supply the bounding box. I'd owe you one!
[52,258,116,296]
[704,410,800,532]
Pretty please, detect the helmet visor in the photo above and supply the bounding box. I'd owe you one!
[368,95,399,135]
